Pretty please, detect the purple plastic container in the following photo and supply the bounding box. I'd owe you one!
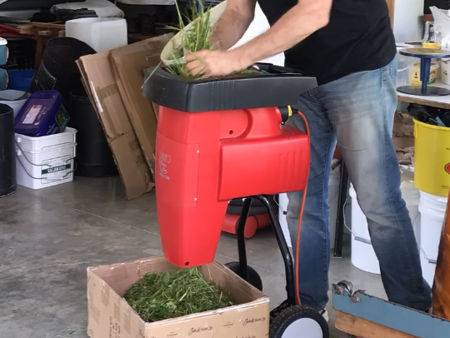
[14,90,65,136]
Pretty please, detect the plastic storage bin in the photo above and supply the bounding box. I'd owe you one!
[14,90,68,136]
[15,127,77,189]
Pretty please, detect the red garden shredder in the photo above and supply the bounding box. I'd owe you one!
[143,63,328,337]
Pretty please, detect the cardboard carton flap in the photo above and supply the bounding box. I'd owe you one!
[110,34,172,175]
[78,52,133,140]
[77,52,153,199]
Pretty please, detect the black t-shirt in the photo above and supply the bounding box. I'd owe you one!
[257,0,396,84]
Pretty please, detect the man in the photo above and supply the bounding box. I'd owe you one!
[186,0,431,312]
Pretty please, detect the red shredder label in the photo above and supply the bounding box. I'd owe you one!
[22,105,43,125]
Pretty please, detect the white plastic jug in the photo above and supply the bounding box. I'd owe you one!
[65,17,127,52]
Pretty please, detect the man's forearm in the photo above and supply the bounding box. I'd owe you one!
[210,0,256,50]
[230,0,332,65]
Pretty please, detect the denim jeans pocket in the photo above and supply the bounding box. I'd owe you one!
[381,59,397,88]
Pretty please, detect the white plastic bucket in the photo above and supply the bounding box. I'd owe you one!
[15,128,77,189]
[349,185,381,274]
[419,191,447,261]
[420,249,437,287]
[401,178,421,247]
[65,17,127,52]
[278,193,292,248]
[278,161,340,249]
[15,127,77,152]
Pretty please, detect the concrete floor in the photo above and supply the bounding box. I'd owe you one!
[0,175,392,338]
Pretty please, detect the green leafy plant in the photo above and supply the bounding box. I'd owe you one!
[124,267,234,322]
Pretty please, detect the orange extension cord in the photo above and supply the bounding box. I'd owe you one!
[294,109,310,306]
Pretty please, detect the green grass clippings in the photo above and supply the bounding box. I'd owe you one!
[165,0,213,78]
[124,267,234,322]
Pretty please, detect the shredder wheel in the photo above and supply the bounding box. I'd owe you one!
[225,262,263,291]
[270,305,329,338]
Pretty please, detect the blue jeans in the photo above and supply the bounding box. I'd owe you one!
[286,59,431,311]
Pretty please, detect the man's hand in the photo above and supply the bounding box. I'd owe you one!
[185,50,249,77]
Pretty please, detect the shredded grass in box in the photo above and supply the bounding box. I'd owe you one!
[124,267,234,322]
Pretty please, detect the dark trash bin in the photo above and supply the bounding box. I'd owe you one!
[30,37,95,100]
[67,91,117,177]
[0,103,16,196]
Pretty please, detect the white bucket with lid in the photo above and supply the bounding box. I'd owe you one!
[419,191,447,262]
[15,127,77,190]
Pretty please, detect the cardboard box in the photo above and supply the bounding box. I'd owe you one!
[77,51,154,200]
[110,34,172,174]
[87,257,270,338]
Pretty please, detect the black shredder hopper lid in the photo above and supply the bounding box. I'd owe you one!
[142,63,318,112]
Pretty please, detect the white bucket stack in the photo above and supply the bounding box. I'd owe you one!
[418,191,448,286]
[349,186,381,274]
[15,128,77,189]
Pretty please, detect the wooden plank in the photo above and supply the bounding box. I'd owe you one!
[335,311,417,338]
[424,14,433,22]
[30,22,65,30]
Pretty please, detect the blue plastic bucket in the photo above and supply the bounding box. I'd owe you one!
[8,69,35,91]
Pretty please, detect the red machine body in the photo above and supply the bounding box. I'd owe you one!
[156,106,310,267]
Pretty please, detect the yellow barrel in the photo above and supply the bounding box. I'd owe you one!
[414,119,450,197]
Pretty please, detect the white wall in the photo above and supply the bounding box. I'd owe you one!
[393,0,425,42]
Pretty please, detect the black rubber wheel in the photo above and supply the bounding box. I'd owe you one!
[225,261,263,291]
[270,305,329,338]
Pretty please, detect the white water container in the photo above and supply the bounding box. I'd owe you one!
[65,17,127,52]
[419,191,448,262]
[349,185,381,274]
[15,128,77,189]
